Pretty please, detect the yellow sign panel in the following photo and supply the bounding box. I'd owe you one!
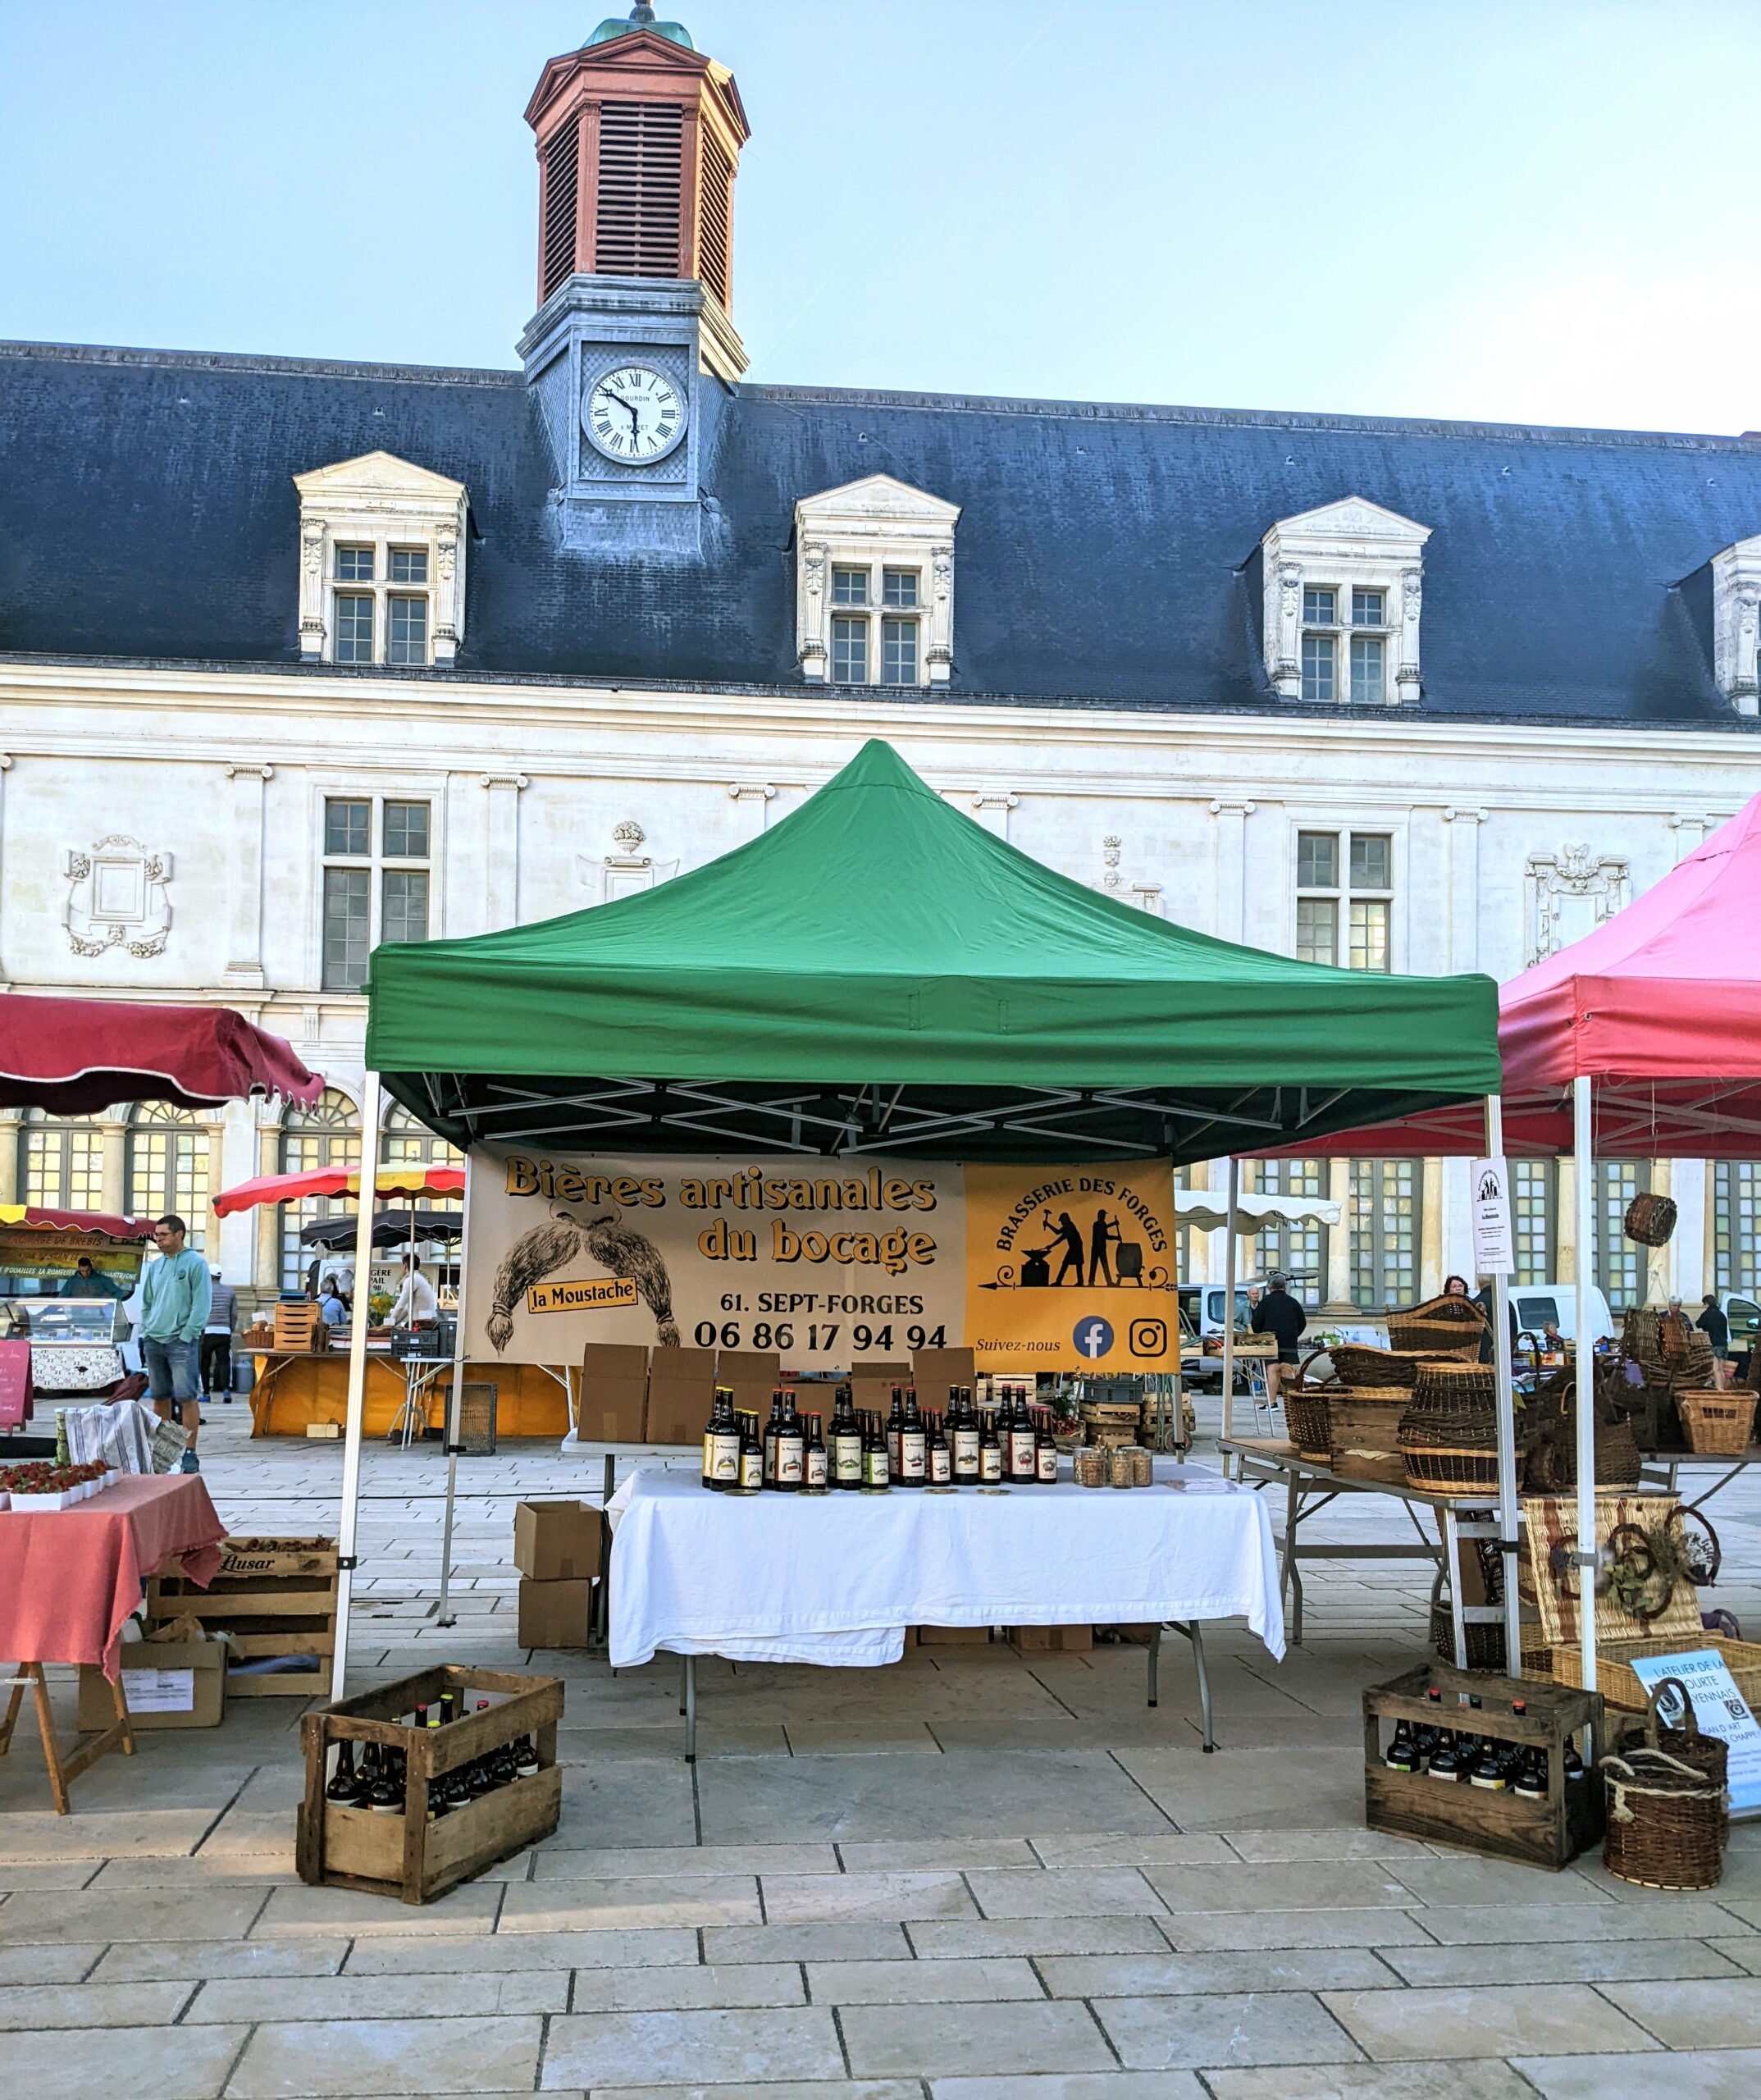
[525,1275,640,1316]
[961,1162,1178,1372]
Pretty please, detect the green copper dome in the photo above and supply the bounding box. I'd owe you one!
[587,4,693,48]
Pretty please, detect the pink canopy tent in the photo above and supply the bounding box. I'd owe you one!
[1271,795,1761,1698]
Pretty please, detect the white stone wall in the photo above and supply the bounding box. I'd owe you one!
[3,659,1754,1299]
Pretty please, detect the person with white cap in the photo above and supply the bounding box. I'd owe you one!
[201,1264,239,1403]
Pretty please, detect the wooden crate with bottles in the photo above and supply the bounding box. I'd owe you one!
[1363,1660,1604,1869]
[297,1665,563,1905]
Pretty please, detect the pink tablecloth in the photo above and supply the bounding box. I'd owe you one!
[0,1474,226,1675]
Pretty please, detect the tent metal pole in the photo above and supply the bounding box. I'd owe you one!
[1220,1156,1239,1457]
[1573,1075,1598,1696]
[330,1068,382,1704]
[436,1151,475,1628]
[1484,1095,1523,1678]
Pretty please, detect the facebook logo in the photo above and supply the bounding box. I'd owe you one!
[1073,1316,1115,1359]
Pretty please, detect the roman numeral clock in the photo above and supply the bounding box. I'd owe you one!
[583,363,687,464]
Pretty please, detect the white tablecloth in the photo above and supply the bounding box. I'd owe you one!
[608,1469,1285,1669]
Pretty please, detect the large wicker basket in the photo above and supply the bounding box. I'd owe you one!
[1398,1404,1503,1496]
[1330,1344,1421,1389]
[1410,1360,1498,1413]
[1386,1317,1483,1361]
[1283,1390,1332,1464]
[1601,1678,1727,1891]
[1622,1192,1678,1247]
[1677,1390,1757,1456]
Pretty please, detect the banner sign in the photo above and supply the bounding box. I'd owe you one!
[465,1149,1177,1374]
[1470,1155,1515,1277]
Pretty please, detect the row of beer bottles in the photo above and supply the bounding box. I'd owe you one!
[701,1386,1061,1491]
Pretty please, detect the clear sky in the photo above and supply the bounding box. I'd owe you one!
[3,0,1757,434]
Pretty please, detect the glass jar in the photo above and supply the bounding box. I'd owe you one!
[1129,1444,1153,1488]
[1073,1445,1106,1489]
[1109,1445,1134,1489]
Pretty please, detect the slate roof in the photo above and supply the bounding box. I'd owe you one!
[3,336,1759,726]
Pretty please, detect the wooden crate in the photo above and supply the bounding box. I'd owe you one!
[1363,1660,1604,1870]
[1321,1390,1408,1486]
[297,1664,563,1906]
[148,1536,337,1699]
[274,1301,323,1351]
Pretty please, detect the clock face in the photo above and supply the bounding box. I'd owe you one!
[582,364,687,464]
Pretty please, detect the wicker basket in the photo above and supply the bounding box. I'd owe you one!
[1622,1192,1678,1247]
[1283,1390,1332,1463]
[1677,1390,1757,1457]
[1387,1317,1483,1360]
[1426,1603,1553,1673]
[1601,1678,1728,1890]
[1398,1427,1503,1496]
[1330,1344,1421,1389]
[1411,1360,1498,1412]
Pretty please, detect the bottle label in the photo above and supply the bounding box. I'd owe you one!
[900,1431,926,1479]
[864,1451,888,1486]
[711,1431,741,1482]
[954,1428,980,1471]
[929,1446,951,1484]
[979,1448,1002,1482]
[1009,1432,1036,1477]
[833,1438,862,1481]
[778,1443,804,1484]
[738,1451,763,1489]
[1036,1446,1058,1483]
[763,1440,776,1485]
[805,1446,828,1488]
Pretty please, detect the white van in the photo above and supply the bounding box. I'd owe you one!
[1509,1283,1615,1347]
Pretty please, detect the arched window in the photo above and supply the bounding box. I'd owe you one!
[126,1103,213,1250]
[19,1110,105,1211]
[279,1088,360,1290]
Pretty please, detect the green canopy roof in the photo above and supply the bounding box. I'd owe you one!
[367,741,1499,1162]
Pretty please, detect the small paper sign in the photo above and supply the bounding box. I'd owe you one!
[525,1276,640,1316]
[1470,1156,1515,1276]
[121,1667,196,1714]
[1627,1647,1761,1819]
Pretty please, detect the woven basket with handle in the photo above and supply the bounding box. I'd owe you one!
[1622,1192,1678,1247]
[1601,1677,1728,1890]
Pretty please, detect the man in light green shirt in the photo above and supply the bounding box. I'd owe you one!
[139,1214,212,1473]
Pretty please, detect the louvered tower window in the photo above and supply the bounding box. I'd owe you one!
[541,116,581,299]
[697,131,734,309]
[595,102,683,276]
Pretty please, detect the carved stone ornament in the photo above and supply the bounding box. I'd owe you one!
[612,819,646,851]
[1102,834,1123,889]
[1525,843,1630,966]
[64,835,173,959]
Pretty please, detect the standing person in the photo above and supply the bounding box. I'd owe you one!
[1698,1292,1731,1390]
[1472,1281,1517,1365]
[1444,1274,1471,1299]
[201,1265,238,1404]
[1042,1211,1086,1287]
[1251,1271,1307,1408]
[1088,1208,1121,1288]
[139,1215,212,1473]
[389,1254,438,1329]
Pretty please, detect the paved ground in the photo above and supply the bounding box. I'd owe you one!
[3,1399,1761,2099]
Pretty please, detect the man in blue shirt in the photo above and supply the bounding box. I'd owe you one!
[139,1214,212,1474]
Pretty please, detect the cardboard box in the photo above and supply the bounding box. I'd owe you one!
[78,1639,227,1731]
[577,1342,650,1444]
[913,1347,977,1404]
[518,1577,592,1650]
[513,1500,604,1582]
[1011,1624,1095,1653]
[645,1346,718,1445]
[716,1349,782,1420]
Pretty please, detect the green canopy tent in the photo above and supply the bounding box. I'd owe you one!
[367,739,1497,1162]
[328,741,1504,1686]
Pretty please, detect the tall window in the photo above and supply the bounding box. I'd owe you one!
[322,796,431,991]
[1714,1162,1761,1294]
[20,1112,104,1210]
[1298,583,1393,705]
[1250,1158,1329,1307]
[381,1103,463,1214]
[329,543,432,668]
[825,561,923,687]
[1295,829,1393,970]
[1512,1159,1555,1285]
[279,1089,361,1290]
[1351,1159,1416,1310]
[127,1105,212,1251]
[1593,1161,1650,1312]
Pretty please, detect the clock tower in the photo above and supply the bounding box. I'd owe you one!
[517,5,751,552]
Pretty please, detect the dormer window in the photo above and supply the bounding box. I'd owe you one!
[1263,499,1430,705]
[796,476,959,687]
[294,453,468,669]
[1710,533,1761,714]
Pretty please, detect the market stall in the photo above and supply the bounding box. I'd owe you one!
[0,991,317,1806]
[1273,793,1761,1696]
[337,738,1500,1699]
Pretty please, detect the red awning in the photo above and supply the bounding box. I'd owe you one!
[0,996,322,1115]
[0,1207,156,1239]
[1271,796,1761,1159]
[213,1163,465,1217]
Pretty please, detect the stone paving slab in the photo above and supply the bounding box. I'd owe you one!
[1510,2050,1761,2098]
[540,2006,845,2087]
[1322,1984,1662,2059]
[225,2013,543,2097]
[0,2020,249,2100]
[839,1998,1117,2077]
